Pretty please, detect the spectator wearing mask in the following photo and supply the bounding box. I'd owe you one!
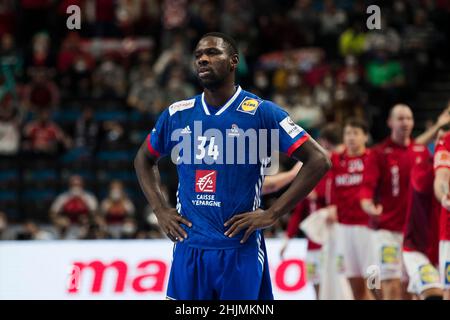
[0,93,21,156]
[49,175,98,224]
[16,220,53,240]
[100,180,135,225]
[72,106,100,159]
[22,108,71,156]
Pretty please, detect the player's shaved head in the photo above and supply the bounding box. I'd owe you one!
[389,104,413,120]
[388,103,414,144]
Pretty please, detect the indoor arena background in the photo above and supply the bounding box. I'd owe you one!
[1,0,450,300]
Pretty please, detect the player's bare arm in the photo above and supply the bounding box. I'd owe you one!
[261,162,302,195]
[415,104,450,145]
[224,138,331,243]
[134,141,192,242]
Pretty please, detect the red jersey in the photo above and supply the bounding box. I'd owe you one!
[330,149,370,226]
[24,121,62,150]
[361,138,430,232]
[433,132,450,241]
[403,156,440,265]
[286,172,332,250]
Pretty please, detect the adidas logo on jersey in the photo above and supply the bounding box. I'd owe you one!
[181,126,192,134]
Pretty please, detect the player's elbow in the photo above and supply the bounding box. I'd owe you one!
[314,150,332,175]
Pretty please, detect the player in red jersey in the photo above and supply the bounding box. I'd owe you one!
[329,118,374,300]
[433,129,450,300]
[360,104,431,299]
[403,129,446,300]
[278,123,342,298]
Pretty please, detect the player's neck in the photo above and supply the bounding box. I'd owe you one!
[203,83,237,108]
[347,146,365,157]
[390,134,410,147]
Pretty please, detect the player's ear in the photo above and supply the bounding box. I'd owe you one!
[230,54,239,71]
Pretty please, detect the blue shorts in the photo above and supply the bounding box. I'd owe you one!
[166,233,273,300]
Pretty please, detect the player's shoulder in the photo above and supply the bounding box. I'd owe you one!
[410,141,428,154]
[164,95,200,117]
[233,89,266,116]
[438,131,450,147]
[235,89,287,116]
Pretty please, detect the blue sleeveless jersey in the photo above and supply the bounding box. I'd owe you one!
[147,86,309,249]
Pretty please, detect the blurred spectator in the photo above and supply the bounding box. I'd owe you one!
[49,175,98,224]
[153,35,190,79]
[0,1,15,37]
[119,217,138,239]
[16,220,53,240]
[80,215,112,239]
[91,55,127,98]
[319,0,347,56]
[57,33,95,98]
[0,211,9,240]
[22,109,71,156]
[23,68,60,111]
[127,71,164,115]
[25,32,55,71]
[338,21,367,57]
[100,180,135,225]
[163,66,195,105]
[289,87,324,130]
[366,50,405,89]
[288,0,318,46]
[72,106,100,158]
[0,93,21,156]
[128,49,154,84]
[102,120,127,148]
[51,215,81,240]
[0,33,23,95]
[365,16,401,55]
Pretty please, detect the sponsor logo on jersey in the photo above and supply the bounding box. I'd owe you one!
[195,170,216,193]
[180,125,191,134]
[168,98,196,116]
[279,116,304,139]
[237,97,262,115]
[419,264,440,285]
[227,124,240,137]
[434,150,450,169]
[381,245,400,264]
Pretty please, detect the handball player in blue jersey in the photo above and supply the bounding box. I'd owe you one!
[134,32,331,300]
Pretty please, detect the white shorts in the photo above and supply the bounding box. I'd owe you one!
[369,229,405,281]
[439,240,450,289]
[306,249,322,285]
[403,250,442,295]
[336,224,372,278]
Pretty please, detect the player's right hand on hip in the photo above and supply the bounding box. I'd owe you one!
[154,208,192,242]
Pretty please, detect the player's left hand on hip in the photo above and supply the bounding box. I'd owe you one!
[223,208,276,244]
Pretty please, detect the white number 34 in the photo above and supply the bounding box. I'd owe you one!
[196,136,219,160]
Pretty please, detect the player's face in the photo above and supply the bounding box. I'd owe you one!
[389,106,414,138]
[343,126,367,152]
[194,37,236,89]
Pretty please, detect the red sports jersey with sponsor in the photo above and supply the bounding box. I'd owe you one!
[361,138,430,231]
[330,150,370,226]
[433,132,450,241]
[403,156,440,265]
[286,172,332,250]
